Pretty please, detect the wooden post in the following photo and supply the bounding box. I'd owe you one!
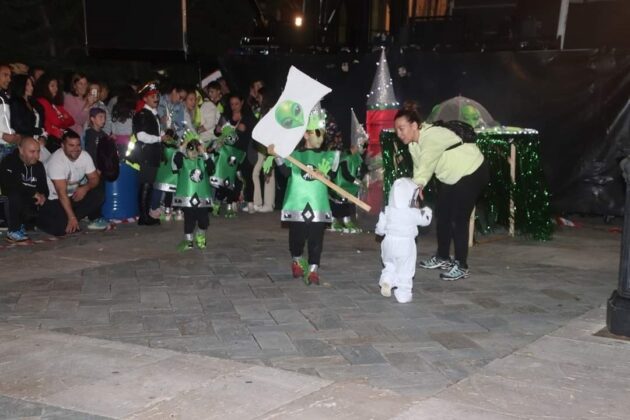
[509,143,516,237]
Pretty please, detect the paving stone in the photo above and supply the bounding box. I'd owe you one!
[142,314,179,332]
[212,320,254,342]
[269,309,310,325]
[429,332,486,350]
[292,339,339,357]
[200,298,236,314]
[470,316,509,330]
[251,286,286,298]
[0,395,113,420]
[301,309,345,330]
[540,288,580,301]
[168,293,203,313]
[74,306,110,325]
[15,295,49,312]
[336,344,387,365]
[470,296,502,309]
[233,303,272,320]
[252,331,296,352]
[139,288,170,308]
[384,352,437,373]
[47,298,80,313]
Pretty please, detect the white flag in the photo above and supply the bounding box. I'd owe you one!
[252,66,331,158]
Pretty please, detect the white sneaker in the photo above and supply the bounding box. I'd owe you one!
[174,210,184,221]
[242,202,255,213]
[394,289,412,304]
[257,206,273,213]
[380,282,392,297]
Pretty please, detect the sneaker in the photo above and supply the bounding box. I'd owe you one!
[440,261,469,281]
[161,207,172,221]
[380,282,392,297]
[195,233,206,249]
[394,289,412,303]
[329,220,344,232]
[6,230,29,243]
[211,203,221,217]
[87,217,109,231]
[255,205,273,213]
[343,220,361,234]
[174,210,184,221]
[242,202,255,213]
[307,271,320,285]
[176,240,194,252]
[18,224,27,236]
[149,208,162,220]
[419,255,452,270]
[291,259,306,278]
[225,208,237,218]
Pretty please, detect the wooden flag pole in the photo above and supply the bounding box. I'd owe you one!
[283,154,372,213]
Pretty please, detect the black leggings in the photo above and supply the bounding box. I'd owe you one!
[435,160,489,268]
[215,185,240,204]
[182,207,209,234]
[241,159,254,203]
[289,221,326,265]
[331,201,355,219]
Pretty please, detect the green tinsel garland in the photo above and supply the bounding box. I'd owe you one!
[379,129,553,240]
[380,129,412,195]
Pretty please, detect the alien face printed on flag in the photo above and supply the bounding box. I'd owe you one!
[275,100,304,129]
[252,66,331,158]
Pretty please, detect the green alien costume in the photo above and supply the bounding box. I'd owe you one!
[330,152,362,203]
[281,150,337,223]
[153,143,179,192]
[209,125,246,190]
[172,153,213,208]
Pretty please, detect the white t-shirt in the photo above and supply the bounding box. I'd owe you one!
[39,146,51,163]
[45,149,96,200]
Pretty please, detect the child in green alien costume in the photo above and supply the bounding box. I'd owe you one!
[264,105,338,285]
[150,135,180,221]
[329,110,367,233]
[172,132,215,251]
[208,124,247,218]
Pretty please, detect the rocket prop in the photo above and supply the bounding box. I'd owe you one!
[253,66,371,212]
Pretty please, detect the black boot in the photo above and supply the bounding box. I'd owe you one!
[138,183,160,226]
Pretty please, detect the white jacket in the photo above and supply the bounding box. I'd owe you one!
[0,93,14,145]
[375,177,432,238]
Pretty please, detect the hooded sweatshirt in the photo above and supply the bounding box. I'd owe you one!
[0,148,48,197]
[375,177,432,238]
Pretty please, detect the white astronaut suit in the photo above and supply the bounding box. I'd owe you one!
[375,178,432,303]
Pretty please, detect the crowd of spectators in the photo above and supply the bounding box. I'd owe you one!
[0,62,286,243]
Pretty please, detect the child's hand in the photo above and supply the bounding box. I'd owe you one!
[267,144,276,156]
[262,156,275,174]
[316,159,331,176]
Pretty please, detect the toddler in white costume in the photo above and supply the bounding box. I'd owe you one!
[375,177,432,303]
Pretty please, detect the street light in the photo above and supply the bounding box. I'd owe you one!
[295,15,303,27]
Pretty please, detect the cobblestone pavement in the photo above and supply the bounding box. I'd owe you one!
[0,212,620,410]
